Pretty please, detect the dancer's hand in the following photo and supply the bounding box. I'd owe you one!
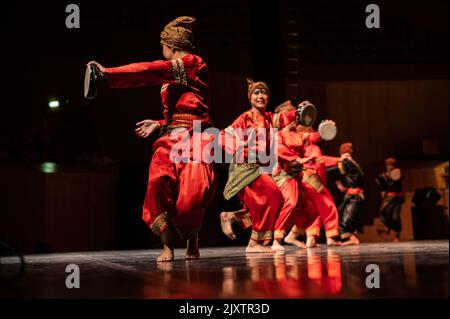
[295,155,315,165]
[320,119,336,127]
[282,121,296,131]
[86,60,106,74]
[335,180,346,192]
[340,152,352,161]
[297,100,312,108]
[135,119,160,138]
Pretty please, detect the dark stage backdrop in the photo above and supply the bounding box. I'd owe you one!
[0,0,448,253]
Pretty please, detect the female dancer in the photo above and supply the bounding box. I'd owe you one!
[218,80,300,252]
[88,16,215,262]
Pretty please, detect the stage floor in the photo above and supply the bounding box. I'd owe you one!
[0,241,448,298]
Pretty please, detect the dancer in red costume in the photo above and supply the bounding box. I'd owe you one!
[273,110,345,248]
[270,101,318,250]
[218,80,303,252]
[220,100,336,250]
[87,16,215,262]
[285,141,351,247]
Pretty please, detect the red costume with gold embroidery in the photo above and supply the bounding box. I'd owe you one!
[219,108,297,243]
[294,144,340,238]
[271,128,321,240]
[105,54,215,239]
[270,123,340,239]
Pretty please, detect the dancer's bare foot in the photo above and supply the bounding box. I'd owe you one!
[342,234,360,246]
[185,236,200,260]
[393,237,400,243]
[284,232,306,248]
[246,241,274,253]
[157,244,174,262]
[220,212,237,240]
[306,235,318,248]
[271,239,286,252]
[326,237,341,246]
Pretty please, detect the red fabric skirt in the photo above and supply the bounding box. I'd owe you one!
[237,174,284,244]
[274,178,300,240]
[293,181,339,238]
[142,132,215,239]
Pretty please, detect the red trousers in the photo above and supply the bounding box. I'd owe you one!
[237,174,284,244]
[142,135,215,240]
[274,178,300,240]
[293,181,339,238]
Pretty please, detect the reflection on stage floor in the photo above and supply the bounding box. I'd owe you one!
[0,241,448,298]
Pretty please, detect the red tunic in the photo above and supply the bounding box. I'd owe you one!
[106,54,209,124]
[218,108,298,163]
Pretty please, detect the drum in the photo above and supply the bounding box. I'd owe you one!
[297,102,317,127]
[84,64,102,99]
[318,120,337,141]
[390,168,402,181]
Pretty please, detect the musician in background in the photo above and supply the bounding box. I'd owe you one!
[375,157,404,242]
[328,142,365,245]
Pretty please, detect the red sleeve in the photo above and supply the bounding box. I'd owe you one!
[277,133,300,163]
[303,131,321,145]
[321,155,340,167]
[218,115,246,155]
[105,60,177,88]
[278,110,298,128]
[105,55,205,90]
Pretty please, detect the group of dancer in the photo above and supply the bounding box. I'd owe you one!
[87,16,404,262]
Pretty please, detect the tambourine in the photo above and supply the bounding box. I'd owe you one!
[318,120,337,141]
[84,64,103,99]
[390,168,402,181]
[297,102,317,127]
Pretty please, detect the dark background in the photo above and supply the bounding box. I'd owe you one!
[0,0,448,253]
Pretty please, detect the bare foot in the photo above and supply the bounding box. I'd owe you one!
[326,237,341,246]
[157,245,174,262]
[246,241,274,253]
[271,240,286,252]
[185,237,200,260]
[342,235,360,246]
[284,232,306,248]
[306,235,318,248]
[220,212,237,240]
[393,237,400,243]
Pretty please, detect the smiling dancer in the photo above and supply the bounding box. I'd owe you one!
[218,80,302,252]
[87,16,215,262]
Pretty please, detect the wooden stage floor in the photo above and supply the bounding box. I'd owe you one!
[0,241,448,298]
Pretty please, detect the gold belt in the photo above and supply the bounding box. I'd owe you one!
[168,113,211,128]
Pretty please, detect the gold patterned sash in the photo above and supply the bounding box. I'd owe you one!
[223,163,261,200]
[272,167,295,188]
[302,173,324,193]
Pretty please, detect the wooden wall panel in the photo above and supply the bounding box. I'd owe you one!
[325,79,449,166]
